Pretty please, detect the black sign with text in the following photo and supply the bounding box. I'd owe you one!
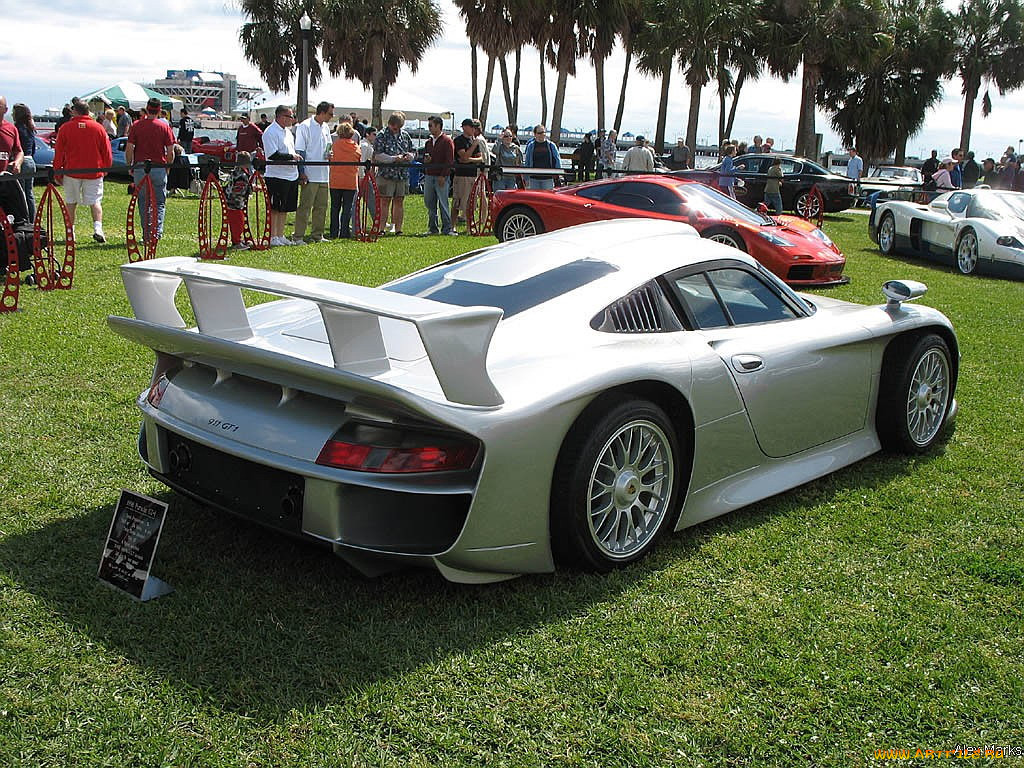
[98,490,171,601]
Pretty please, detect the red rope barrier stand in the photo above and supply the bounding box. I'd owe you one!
[198,172,229,260]
[243,172,271,251]
[32,183,75,290]
[0,209,19,313]
[354,172,383,242]
[797,184,826,228]
[467,173,494,236]
[126,172,159,263]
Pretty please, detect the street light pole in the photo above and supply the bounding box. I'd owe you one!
[298,12,312,121]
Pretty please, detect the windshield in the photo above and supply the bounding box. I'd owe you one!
[676,183,772,225]
[872,166,915,179]
[967,190,1024,221]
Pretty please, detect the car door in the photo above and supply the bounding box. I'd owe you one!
[555,183,624,227]
[665,262,874,458]
[730,156,766,205]
[921,191,969,255]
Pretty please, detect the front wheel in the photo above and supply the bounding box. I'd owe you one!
[956,228,979,274]
[702,226,747,252]
[495,206,544,241]
[878,211,897,255]
[551,398,681,570]
[877,334,954,453]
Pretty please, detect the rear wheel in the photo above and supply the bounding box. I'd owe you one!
[878,211,897,255]
[795,190,822,220]
[956,228,979,274]
[702,226,747,252]
[496,207,544,241]
[877,333,953,453]
[551,398,681,570]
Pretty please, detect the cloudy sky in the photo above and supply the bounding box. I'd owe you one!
[5,0,1024,159]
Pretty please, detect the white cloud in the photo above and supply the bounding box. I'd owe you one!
[3,0,1023,160]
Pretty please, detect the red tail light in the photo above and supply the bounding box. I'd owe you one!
[316,423,479,473]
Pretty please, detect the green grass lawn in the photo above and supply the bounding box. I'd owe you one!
[1,185,1021,767]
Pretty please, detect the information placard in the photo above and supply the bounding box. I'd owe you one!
[98,490,173,601]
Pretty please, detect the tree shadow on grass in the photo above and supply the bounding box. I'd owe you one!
[0,441,944,718]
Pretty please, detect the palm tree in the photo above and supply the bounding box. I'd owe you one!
[634,0,680,152]
[612,17,646,132]
[453,0,523,125]
[239,0,326,94]
[592,0,636,131]
[763,0,888,158]
[821,0,952,164]
[321,0,443,128]
[714,23,762,145]
[952,0,1024,152]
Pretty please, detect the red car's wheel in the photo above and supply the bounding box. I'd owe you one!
[701,226,746,252]
[495,206,543,242]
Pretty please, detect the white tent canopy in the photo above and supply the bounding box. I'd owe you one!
[236,82,452,123]
[80,81,183,113]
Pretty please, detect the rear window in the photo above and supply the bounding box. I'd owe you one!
[384,258,618,317]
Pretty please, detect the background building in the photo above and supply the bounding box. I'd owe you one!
[149,70,262,114]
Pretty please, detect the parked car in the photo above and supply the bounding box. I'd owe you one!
[870,188,1024,278]
[109,137,130,176]
[31,133,54,176]
[859,165,924,203]
[673,154,857,217]
[491,175,847,286]
[191,136,236,161]
[109,218,958,583]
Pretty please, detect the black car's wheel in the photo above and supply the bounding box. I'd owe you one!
[877,333,954,453]
[878,211,897,255]
[794,189,823,219]
[495,206,544,241]
[956,228,979,274]
[551,397,682,571]
[701,226,747,252]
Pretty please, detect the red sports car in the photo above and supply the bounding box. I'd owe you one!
[191,136,237,161]
[490,175,847,286]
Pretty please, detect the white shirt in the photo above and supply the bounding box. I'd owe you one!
[622,145,654,172]
[262,121,298,181]
[295,116,332,183]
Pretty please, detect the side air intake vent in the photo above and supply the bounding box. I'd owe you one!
[592,282,681,333]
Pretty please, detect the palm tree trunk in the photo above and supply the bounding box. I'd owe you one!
[718,77,727,145]
[724,69,747,139]
[795,61,820,159]
[550,62,570,144]
[595,57,606,131]
[685,81,701,155]
[499,55,514,125]
[895,133,908,166]
[655,64,671,154]
[513,47,521,126]
[960,80,978,155]
[613,38,632,133]
[539,51,548,127]
[480,54,496,127]
[371,36,384,129]
[471,46,479,117]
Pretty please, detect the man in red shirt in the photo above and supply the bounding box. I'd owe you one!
[126,97,175,239]
[0,94,28,222]
[54,101,113,242]
[235,114,263,154]
[422,115,455,235]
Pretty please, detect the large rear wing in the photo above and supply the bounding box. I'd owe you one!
[108,257,504,407]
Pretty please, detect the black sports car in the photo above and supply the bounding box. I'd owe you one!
[673,154,856,217]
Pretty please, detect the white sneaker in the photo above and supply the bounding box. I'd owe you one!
[92,229,106,243]
[288,238,305,246]
[269,236,288,247]
[386,223,396,234]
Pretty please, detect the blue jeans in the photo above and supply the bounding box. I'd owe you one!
[492,175,517,192]
[527,177,555,190]
[765,192,783,215]
[20,155,36,223]
[422,174,452,233]
[132,167,168,238]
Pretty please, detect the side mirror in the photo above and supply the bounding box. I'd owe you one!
[756,202,769,214]
[930,199,949,211]
[882,279,927,309]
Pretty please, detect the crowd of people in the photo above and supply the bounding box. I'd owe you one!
[918,146,1024,192]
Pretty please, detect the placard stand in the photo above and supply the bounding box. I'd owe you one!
[98,489,173,602]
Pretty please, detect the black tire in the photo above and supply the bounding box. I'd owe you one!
[956,228,979,274]
[701,226,747,252]
[551,397,683,571]
[876,333,954,453]
[495,206,544,242]
[877,211,897,255]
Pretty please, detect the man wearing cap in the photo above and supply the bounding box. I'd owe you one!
[126,97,176,240]
[452,117,485,224]
[54,100,113,243]
[235,113,263,154]
[621,134,654,173]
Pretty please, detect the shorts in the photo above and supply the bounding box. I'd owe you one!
[377,176,409,198]
[453,176,475,210]
[62,177,104,206]
[266,176,299,212]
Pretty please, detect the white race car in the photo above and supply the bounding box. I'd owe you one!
[870,188,1024,278]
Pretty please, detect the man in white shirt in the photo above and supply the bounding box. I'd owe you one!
[293,101,334,243]
[846,146,863,198]
[621,135,654,173]
[262,104,301,247]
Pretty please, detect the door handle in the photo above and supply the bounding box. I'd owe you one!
[731,354,764,373]
[583,203,593,208]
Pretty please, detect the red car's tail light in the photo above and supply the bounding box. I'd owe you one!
[316,422,479,473]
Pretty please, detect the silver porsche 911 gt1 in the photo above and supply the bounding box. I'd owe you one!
[109,219,959,583]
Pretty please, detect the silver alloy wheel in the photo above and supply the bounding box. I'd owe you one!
[905,348,950,447]
[501,212,538,240]
[708,232,742,249]
[878,214,895,253]
[957,230,979,274]
[586,419,674,559]
[796,192,822,219]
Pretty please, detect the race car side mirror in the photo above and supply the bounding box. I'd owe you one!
[882,279,927,309]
